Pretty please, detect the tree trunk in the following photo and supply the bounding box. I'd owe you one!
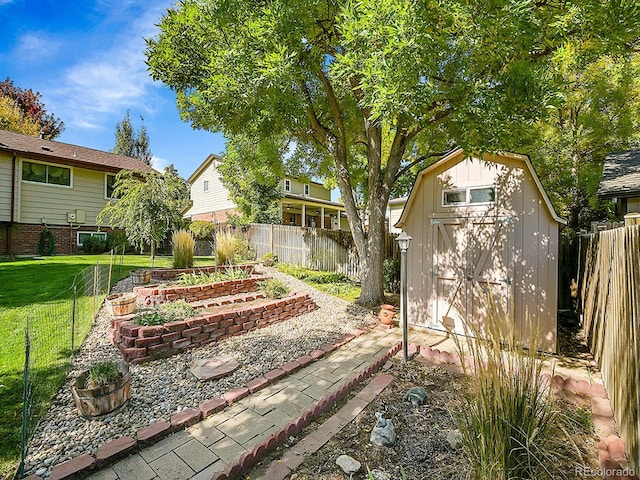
[357,213,386,306]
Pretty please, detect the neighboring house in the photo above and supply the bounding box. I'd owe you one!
[185,154,349,230]
[0,130,154,256]
[388,196,407,234]
[598,149,640,217]
[395,149,565,353]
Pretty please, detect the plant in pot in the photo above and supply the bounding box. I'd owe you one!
[71,360,131,417]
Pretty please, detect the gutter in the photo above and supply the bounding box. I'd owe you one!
[8,152,16,257]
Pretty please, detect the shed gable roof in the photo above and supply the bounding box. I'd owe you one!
[0,130,154,173]
[598,149,640,198]
[395,148,565,228]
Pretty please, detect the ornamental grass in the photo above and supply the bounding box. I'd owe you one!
[172,229,195,269]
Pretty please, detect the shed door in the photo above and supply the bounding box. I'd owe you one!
[431,216,512,335]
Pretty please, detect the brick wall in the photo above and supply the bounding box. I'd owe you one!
[134,277,261,307]
[150,264,254,281]
[111,293,317,363]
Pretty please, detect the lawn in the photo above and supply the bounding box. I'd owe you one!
[0,254,215,479]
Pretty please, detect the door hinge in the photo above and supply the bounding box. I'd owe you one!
[430,219,440,225]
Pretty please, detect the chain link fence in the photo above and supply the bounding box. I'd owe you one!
[18,256,116,478]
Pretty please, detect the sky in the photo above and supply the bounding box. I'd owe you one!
[0,0,226,179]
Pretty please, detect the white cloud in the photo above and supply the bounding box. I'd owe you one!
[14,32,62,61]
[152,155,171,172]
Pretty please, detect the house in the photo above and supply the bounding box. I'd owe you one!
[388,196,407,233]
[0,130,154,256]
[395,149,565,353]
[184,154,349,230]
[598,149,640,217]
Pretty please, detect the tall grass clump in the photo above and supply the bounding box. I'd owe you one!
[172,229,195,268]
[216,232,253,265]
[454,302,591,480]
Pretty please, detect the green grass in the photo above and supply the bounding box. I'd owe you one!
[276,263,362,302]
[0,254,214,478]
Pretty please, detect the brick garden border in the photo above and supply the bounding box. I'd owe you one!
[41,324,390,480]
[149,264,254,282]
[111,292,317,363]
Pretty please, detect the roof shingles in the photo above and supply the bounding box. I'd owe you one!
[598,149,640,198]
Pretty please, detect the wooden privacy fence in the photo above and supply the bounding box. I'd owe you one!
[246,223,398,279]
[581,225,640,472]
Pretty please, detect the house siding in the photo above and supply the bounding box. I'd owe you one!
[388,204,404,233]
[283,178,331,201]
[186,159,236,219]
[0,154,13,222]
[19,159,110,226]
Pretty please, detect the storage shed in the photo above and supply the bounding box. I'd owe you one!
[395,149,565,352]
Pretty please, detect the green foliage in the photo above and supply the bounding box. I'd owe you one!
[135,300,198,326]
[258,278,290,299]
[454,308,591,479]
[261,252,276,267]
[85,361,122,389]
[172,229,195,268]
[277,263,347,284]
[174,268,249,286]
[106,231,132,253]
[383,258,400,294]
[113,110,153,165]
[145,0,639,304]
[216,232,254,265]
[97,166,189,258]
[188,220,216,240]
[81,236,106,254]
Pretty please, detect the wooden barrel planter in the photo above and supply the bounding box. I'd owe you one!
[71,361,131,418]
[379,304,396,325]
[106,292,137,316]
[131,269,151,285]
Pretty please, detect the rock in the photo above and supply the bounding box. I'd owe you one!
[336,454,361,474]
[370,469,391,480]
[446,429,463,449]
[35,468,47,476]
[404,386,427,406]
[190,355,240,381]
[370,412,396,447]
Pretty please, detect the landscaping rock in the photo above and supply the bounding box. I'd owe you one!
[370,469,391,480]
[336,454,361,475]
[190,355,240,381]
[404,386,427,406]
[446,429,463,449]
[370,412,396,447]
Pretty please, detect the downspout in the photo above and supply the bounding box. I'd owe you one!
[8,153,16,258]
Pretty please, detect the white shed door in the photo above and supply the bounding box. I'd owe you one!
[431,216,512,335]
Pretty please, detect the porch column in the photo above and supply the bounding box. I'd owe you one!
[302,204,306,227]
[321,206,325,229]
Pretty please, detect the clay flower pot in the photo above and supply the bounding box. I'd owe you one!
[379,304,395,325]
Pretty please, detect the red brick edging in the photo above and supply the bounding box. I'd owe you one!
[134,277,261,306]
[43,325,387,480]
[149,264,254,281]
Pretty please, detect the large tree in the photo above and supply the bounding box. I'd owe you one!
[0,95,40,136]
[146,0,639,305]
[113,110,153,165]
[96,166,189,259]
[0,77,64,139]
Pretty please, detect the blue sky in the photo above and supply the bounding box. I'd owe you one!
[0,0,226,178]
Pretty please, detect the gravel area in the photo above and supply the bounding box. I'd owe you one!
[23,266,374,478]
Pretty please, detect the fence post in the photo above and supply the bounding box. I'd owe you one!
[19,325,31,478]
[71,283,77,354]
[93,263,99,316]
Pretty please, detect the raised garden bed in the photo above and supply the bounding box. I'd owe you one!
[134,277,261,306]
[149,264,254,281]
[110,293,318,363]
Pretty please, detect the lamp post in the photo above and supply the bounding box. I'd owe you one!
[396,231,412,361]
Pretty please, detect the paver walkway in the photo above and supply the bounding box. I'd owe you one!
[88,327,400,480]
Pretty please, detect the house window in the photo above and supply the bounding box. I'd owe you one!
[22,161,71,187]
[106,174,117,199]
[443,186,496,206]
[77,231,107,246]
[203,180,209,192]
[304,184,310,195]
[284,179,291,192]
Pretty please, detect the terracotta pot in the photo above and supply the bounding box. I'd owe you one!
[71,361,131,417]
[106,292,137,316]
[379,304,395,325]
[131,269,151,285]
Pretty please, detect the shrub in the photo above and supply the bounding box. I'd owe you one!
[261,252,276,267]
[85,361,122,389]
[106,231,132,253]
[216,232,254,265]
[188,220,216,240]
[135,300,198,325]
[172,229,195,268]
[454,304,591,480]
[258,278,290,299]
[82,236,106,254]
[383,257,400,293]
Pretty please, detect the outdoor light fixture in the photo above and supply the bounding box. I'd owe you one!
[395,231,412,361]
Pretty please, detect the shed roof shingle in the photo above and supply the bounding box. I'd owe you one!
[598,149,640,198]
[0,130,155,173]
